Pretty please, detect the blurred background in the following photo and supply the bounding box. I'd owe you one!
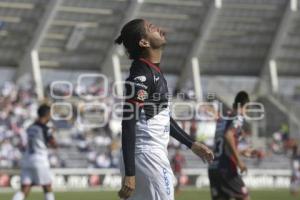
[0,0,300,192]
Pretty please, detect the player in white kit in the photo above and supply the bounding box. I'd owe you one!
[12,104,57,200]
[115,19,214,200]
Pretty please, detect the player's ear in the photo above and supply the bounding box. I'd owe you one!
[139,39,150,48]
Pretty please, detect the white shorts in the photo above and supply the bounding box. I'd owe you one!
[120,150,174,200]
[21,166,53,186]
[291,179,300,192]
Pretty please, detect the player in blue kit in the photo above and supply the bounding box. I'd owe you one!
[12,104,57,200]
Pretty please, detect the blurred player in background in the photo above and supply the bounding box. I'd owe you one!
[208,91,258,200]
[12,104,57,200]
[290,145,300,197]
[171,149,186,194]
[115,19,214,200]
[290,163,300,197]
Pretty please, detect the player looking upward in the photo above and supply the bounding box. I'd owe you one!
[115,19,214,200]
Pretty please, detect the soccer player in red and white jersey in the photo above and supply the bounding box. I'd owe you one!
[115,19,214,200]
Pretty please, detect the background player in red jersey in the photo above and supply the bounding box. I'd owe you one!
[171,149,186,194]
[208,91,258,200]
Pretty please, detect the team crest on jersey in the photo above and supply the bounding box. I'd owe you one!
[137,90,148,101]
[134,76,147,82]
[134,82,148,89]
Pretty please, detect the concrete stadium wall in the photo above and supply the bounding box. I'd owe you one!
[0,168,291,190]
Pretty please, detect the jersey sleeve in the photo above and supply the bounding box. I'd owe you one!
[124,66,154,105]
[170,117,195,149]
[226,115,244,134]
[121,64,154,176]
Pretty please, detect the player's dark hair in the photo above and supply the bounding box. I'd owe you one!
[115,19,146,60]
[233,91,250,109]
[38,104,51,118]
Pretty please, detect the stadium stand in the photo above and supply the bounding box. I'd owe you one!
[0,0,299,182]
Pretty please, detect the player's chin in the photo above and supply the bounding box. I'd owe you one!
[161,40,167,47]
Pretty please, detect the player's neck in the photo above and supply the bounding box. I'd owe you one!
[37,118,47,125]
[142,48,162,64]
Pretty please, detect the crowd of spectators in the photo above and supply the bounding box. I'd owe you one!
[0,80,123,169]
[0,79,195,169]
[1,79,288,170]
[0,81,37,168]
[270,123,298,155]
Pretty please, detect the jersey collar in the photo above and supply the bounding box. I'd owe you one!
[139,58,161,73]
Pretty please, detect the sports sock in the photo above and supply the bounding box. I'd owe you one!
[12,191,25,200]
[45,192,55,200]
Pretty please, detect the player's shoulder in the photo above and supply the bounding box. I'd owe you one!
[231,115,244,129]
[32,121,47,128]
[27,122,40,130]
[221,111,243,129]
[129,59,153,77]
[28,122,48,132]
[126,59,155,85]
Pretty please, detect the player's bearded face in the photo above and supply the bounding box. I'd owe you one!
[144,21,167,49]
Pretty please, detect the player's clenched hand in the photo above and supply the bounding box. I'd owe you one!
[191,142,214,164]
[238,161,247,174]
[118,176,135,199]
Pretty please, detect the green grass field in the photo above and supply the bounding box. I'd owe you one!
[0,189,298,200]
